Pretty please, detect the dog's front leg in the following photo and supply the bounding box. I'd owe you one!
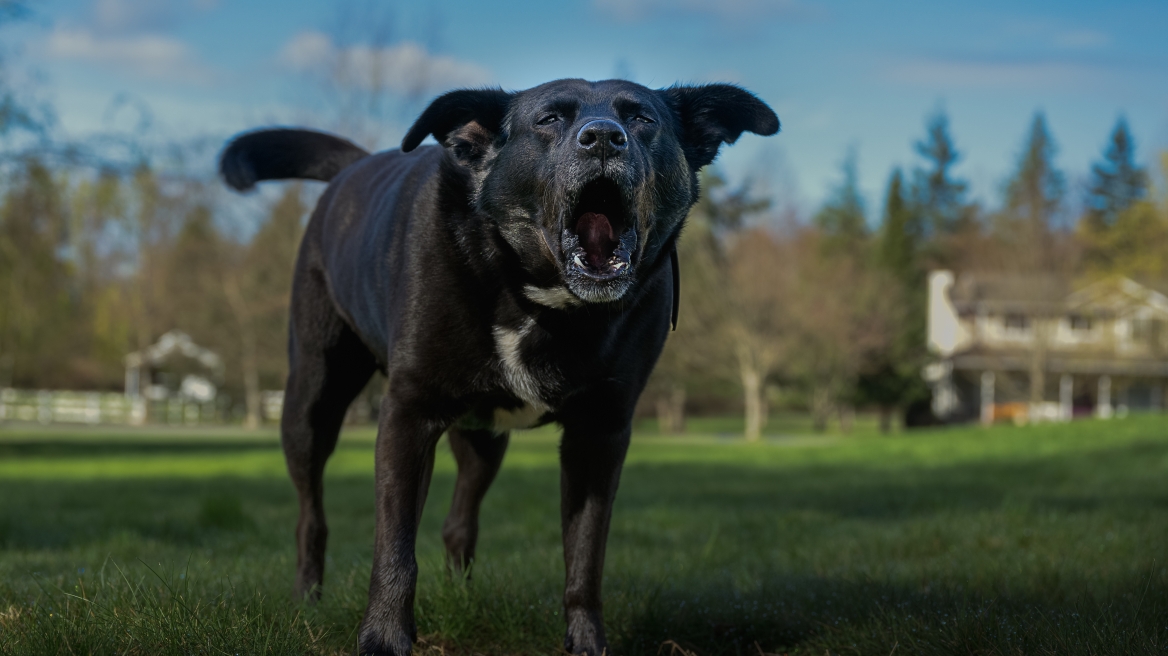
[559,419,632,656]
[359,396,444,656]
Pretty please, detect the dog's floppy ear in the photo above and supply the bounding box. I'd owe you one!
[402,88,513,168]
[662,84,779,170]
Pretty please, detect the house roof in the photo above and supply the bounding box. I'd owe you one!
[125,330,223,372]
[949,272,1168,318]
[948,273,1072,314]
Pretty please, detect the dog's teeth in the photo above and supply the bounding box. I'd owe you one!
[573,254,585,267]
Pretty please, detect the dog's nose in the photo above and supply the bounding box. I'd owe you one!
[576,119,628,157]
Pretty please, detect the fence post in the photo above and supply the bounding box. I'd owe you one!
[980,371,995,426]
[38,391,52,424]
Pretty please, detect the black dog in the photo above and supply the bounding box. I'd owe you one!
[220,78,778,656]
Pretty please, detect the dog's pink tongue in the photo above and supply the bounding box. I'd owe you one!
[576,212,615,267]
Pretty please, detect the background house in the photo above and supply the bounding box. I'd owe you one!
[927,270,1168,423]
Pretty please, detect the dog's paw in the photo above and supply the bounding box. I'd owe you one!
[358,621,415,656]
[564,615,609,656]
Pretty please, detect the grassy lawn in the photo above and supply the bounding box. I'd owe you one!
[1,415,1167,655]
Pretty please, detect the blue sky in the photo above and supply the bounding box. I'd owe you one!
[6,0,1168,218]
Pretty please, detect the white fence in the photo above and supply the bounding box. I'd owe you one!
[0,389,218,425]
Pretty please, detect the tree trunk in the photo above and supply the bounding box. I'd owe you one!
[670,386,686,434]
[655,385,687,435]
[878,405,893,433]
[761,384,775,433]
[742,366,763,442]
[839,405,854,434]
[223,273,261,429]
[811,386,832,432]
[655,397,669,434]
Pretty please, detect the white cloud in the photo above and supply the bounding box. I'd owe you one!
[45,27,212,83]
[593,0,809,23]
[278,31,333,71]
[884,58,1103,92]
[278,31,491,96]
[90,0,217,33]
[93,0,169,32]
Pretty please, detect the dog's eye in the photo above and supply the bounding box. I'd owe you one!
[632,115,655,124]
[536,114,560,126]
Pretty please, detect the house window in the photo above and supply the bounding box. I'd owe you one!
[1004,313,1029,332]
[1068,314,1093,332]
[1131,318,1161,343]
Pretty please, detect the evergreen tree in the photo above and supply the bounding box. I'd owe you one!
[912,110,969,237]
[814,149,867,249]
[694,170,771,234]
[878,169,922,284]
[1084,118,1147,231]
[861,169,929,431]
[999,113,1065,271]
[1005,113,1064,227]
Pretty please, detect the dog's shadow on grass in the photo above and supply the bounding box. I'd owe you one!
[605,570,1168,656]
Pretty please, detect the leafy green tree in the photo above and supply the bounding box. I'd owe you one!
[1082,152,1168,280]
[0,159,74,387]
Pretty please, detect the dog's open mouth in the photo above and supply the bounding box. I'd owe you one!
[562,178,637,281]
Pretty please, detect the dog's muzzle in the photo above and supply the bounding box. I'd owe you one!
[561,176,638,302]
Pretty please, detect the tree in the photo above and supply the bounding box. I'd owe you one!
[813,148,867,251]
[724,229,790,441]
[646,171,774,439]
[1084,118,1147,231]
[861,169,929,432]
[878,169,921,283]
[223,184,306,427]
[1080,119,1152,273]
[990,114,1075,408]
[784,230,900,432]
[0,1,39,143]
[1081,152,1168,280]
[912,111,971,237]
[0,158,73,387]
[998,113,1066,272]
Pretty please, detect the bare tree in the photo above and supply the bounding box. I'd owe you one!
[221,184,306,427]
[783,230,903,432]
[724,229,792,441]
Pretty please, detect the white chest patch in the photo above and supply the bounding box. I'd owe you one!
[523,284,582,309]
[492,317,551,413]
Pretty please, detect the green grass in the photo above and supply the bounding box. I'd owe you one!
[1,415,1167,655]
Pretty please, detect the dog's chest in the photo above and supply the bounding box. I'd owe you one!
[484,317,558,430]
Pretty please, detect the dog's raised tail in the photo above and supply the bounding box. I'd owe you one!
[219,129,371,191]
